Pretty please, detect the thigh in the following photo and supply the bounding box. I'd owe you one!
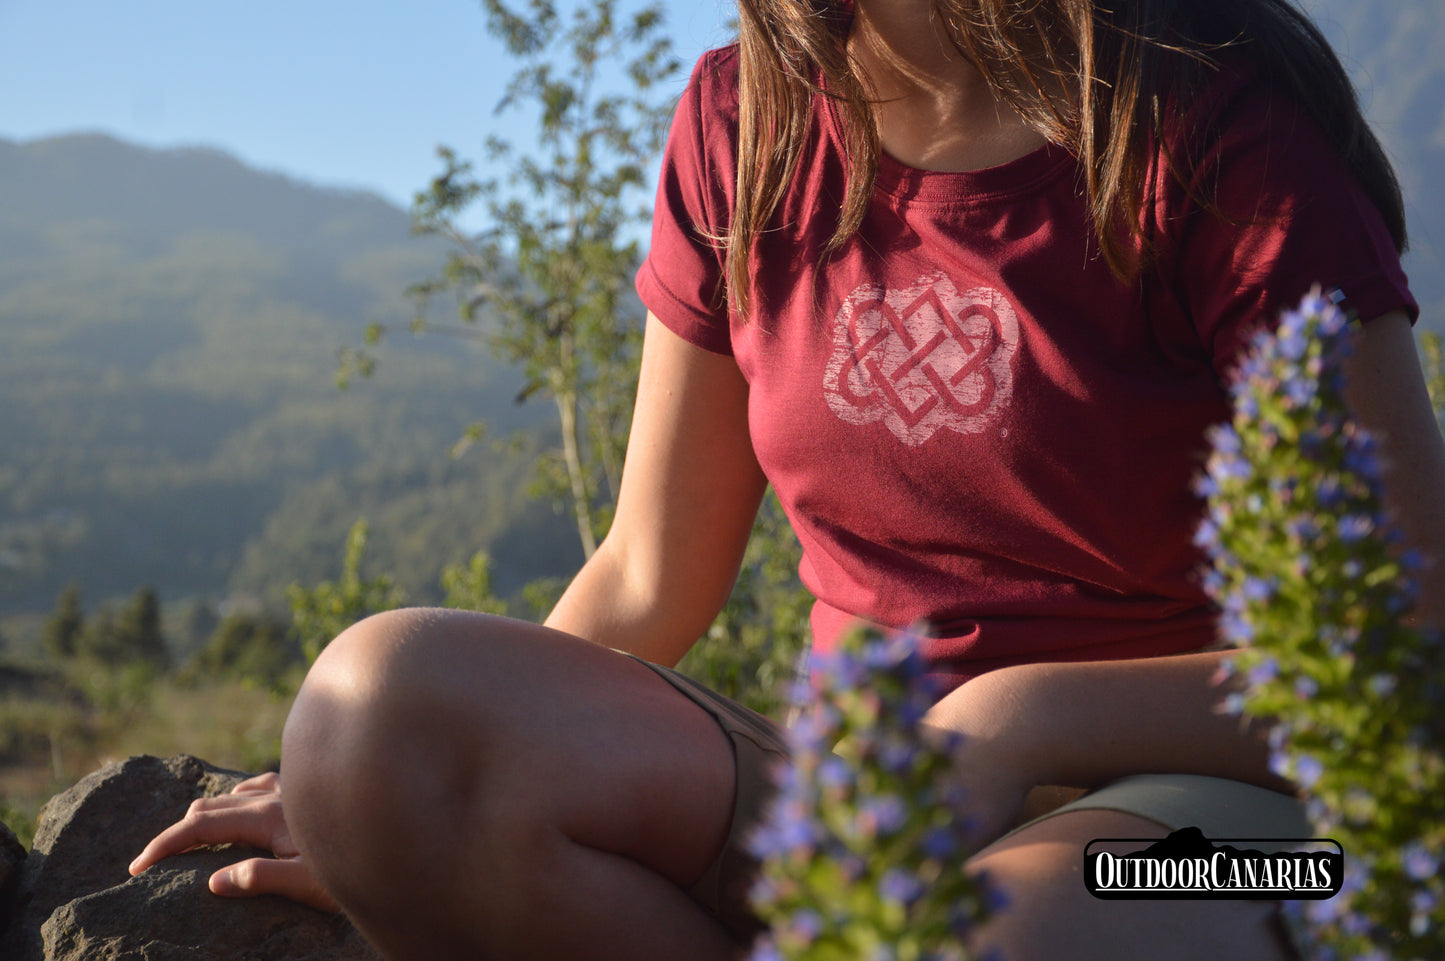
[966,809,1291,961]
[290,608,739,892]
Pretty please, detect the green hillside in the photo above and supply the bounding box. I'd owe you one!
[0,133,581,638]
[1305,0,1445,325]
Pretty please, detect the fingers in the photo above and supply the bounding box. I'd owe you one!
[210,856,340,913]
[130,792,296,876]
[230,772,280,795]
[129,785,337,913]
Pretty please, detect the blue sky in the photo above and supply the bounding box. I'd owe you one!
[0,0,734,210]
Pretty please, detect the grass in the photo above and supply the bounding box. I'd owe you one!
[0,669,299,851]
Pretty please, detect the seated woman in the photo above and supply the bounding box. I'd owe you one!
[130,0,1445,958]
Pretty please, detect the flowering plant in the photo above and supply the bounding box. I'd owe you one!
[746,628,1001,961]
[1196,288,1444,959]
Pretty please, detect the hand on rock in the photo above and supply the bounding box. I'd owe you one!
[129,772,339,913]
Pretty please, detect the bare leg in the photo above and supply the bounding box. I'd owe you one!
[280,608,743,960]
[966,809,1291,961]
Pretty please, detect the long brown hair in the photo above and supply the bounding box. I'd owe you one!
[727,0,1407,317]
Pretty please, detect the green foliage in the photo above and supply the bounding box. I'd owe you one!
[287,521,408,663]
[359,0,684,559]
[1198,292,1443,958]
[680,492,813,719]
[188,612,302,691]
[115,586,170,671]
[440,551,509,614]
[42,584,83,662]
[52,585,172,679]
[0,134,580,616]
[1421,330,1444,428]
[0,803,36,850]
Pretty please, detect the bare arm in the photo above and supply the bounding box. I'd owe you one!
[1341,311,1445,628]
[545,312,769,666]
[928,310,1445,832]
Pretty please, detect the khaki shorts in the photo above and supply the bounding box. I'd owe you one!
[626,657,788,943]
[631,657,1311,953]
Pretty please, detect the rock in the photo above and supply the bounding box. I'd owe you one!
[1,817,25,923]
[0,755,379,961]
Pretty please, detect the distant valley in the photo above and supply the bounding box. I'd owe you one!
[0,133,583,649]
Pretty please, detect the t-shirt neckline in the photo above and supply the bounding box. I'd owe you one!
[818,85,1075,206]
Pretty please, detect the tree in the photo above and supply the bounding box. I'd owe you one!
[288,520,408,663]
[354,0,682,559]
[43,584,85,662]
[191,613,301,690]
[114,586,169,672]
[72,586,169,671]
[341,0,814,714]
[440,550,509,614]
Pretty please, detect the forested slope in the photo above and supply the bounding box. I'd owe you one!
[1306,0,1445,324]
[0,133,580,633]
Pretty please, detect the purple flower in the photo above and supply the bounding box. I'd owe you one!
[1294,754,1324,790]
[879,869,925,905]
[1193,519,1220,551]
[877,737,920,775]
[1287,517,1322,542]
[749,937,785,961]
[1337,514,1374,543]
[1219,610,1255,646]
[1241,576,1277,602]
[1402,842,1439,882]
[1283,373,1317,407]
[920,826,960,860]
[1366,674,1397,698]
[1210,423,1243,455]
[787,909,824,943]
[816,755,851,790]
[858,794,908,838]
[750,798,819,859]
[1246,657,1280,687]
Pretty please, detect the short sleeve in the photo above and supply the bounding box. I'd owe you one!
[635,49,740,356]
[1156,64,1418,373]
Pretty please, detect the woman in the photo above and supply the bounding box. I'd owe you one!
[131,1,1445,958]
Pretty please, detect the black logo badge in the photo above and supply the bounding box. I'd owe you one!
[1085,827,1343,900]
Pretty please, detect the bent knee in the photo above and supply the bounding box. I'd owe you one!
[965,812,1288,961]
[281,607,522,789]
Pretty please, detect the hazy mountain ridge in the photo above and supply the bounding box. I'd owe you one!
[0,133,579,635]
[0,133,408,260]
[1305,0,1445,324]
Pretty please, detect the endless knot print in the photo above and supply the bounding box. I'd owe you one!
[822,272,1020,445]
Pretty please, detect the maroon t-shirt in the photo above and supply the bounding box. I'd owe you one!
[637,46,1416,691]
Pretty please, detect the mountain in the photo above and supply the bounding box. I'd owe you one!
[1304,0,1445,326]
[0,133,582,630]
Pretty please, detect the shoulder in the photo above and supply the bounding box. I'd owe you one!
[1164,51,1317,168]
[680,44,741,124]
[661,45,743,219]
[1152,50,1369,234]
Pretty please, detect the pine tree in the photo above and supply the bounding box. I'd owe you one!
[43,584,85,662]
[113,586,170,671]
